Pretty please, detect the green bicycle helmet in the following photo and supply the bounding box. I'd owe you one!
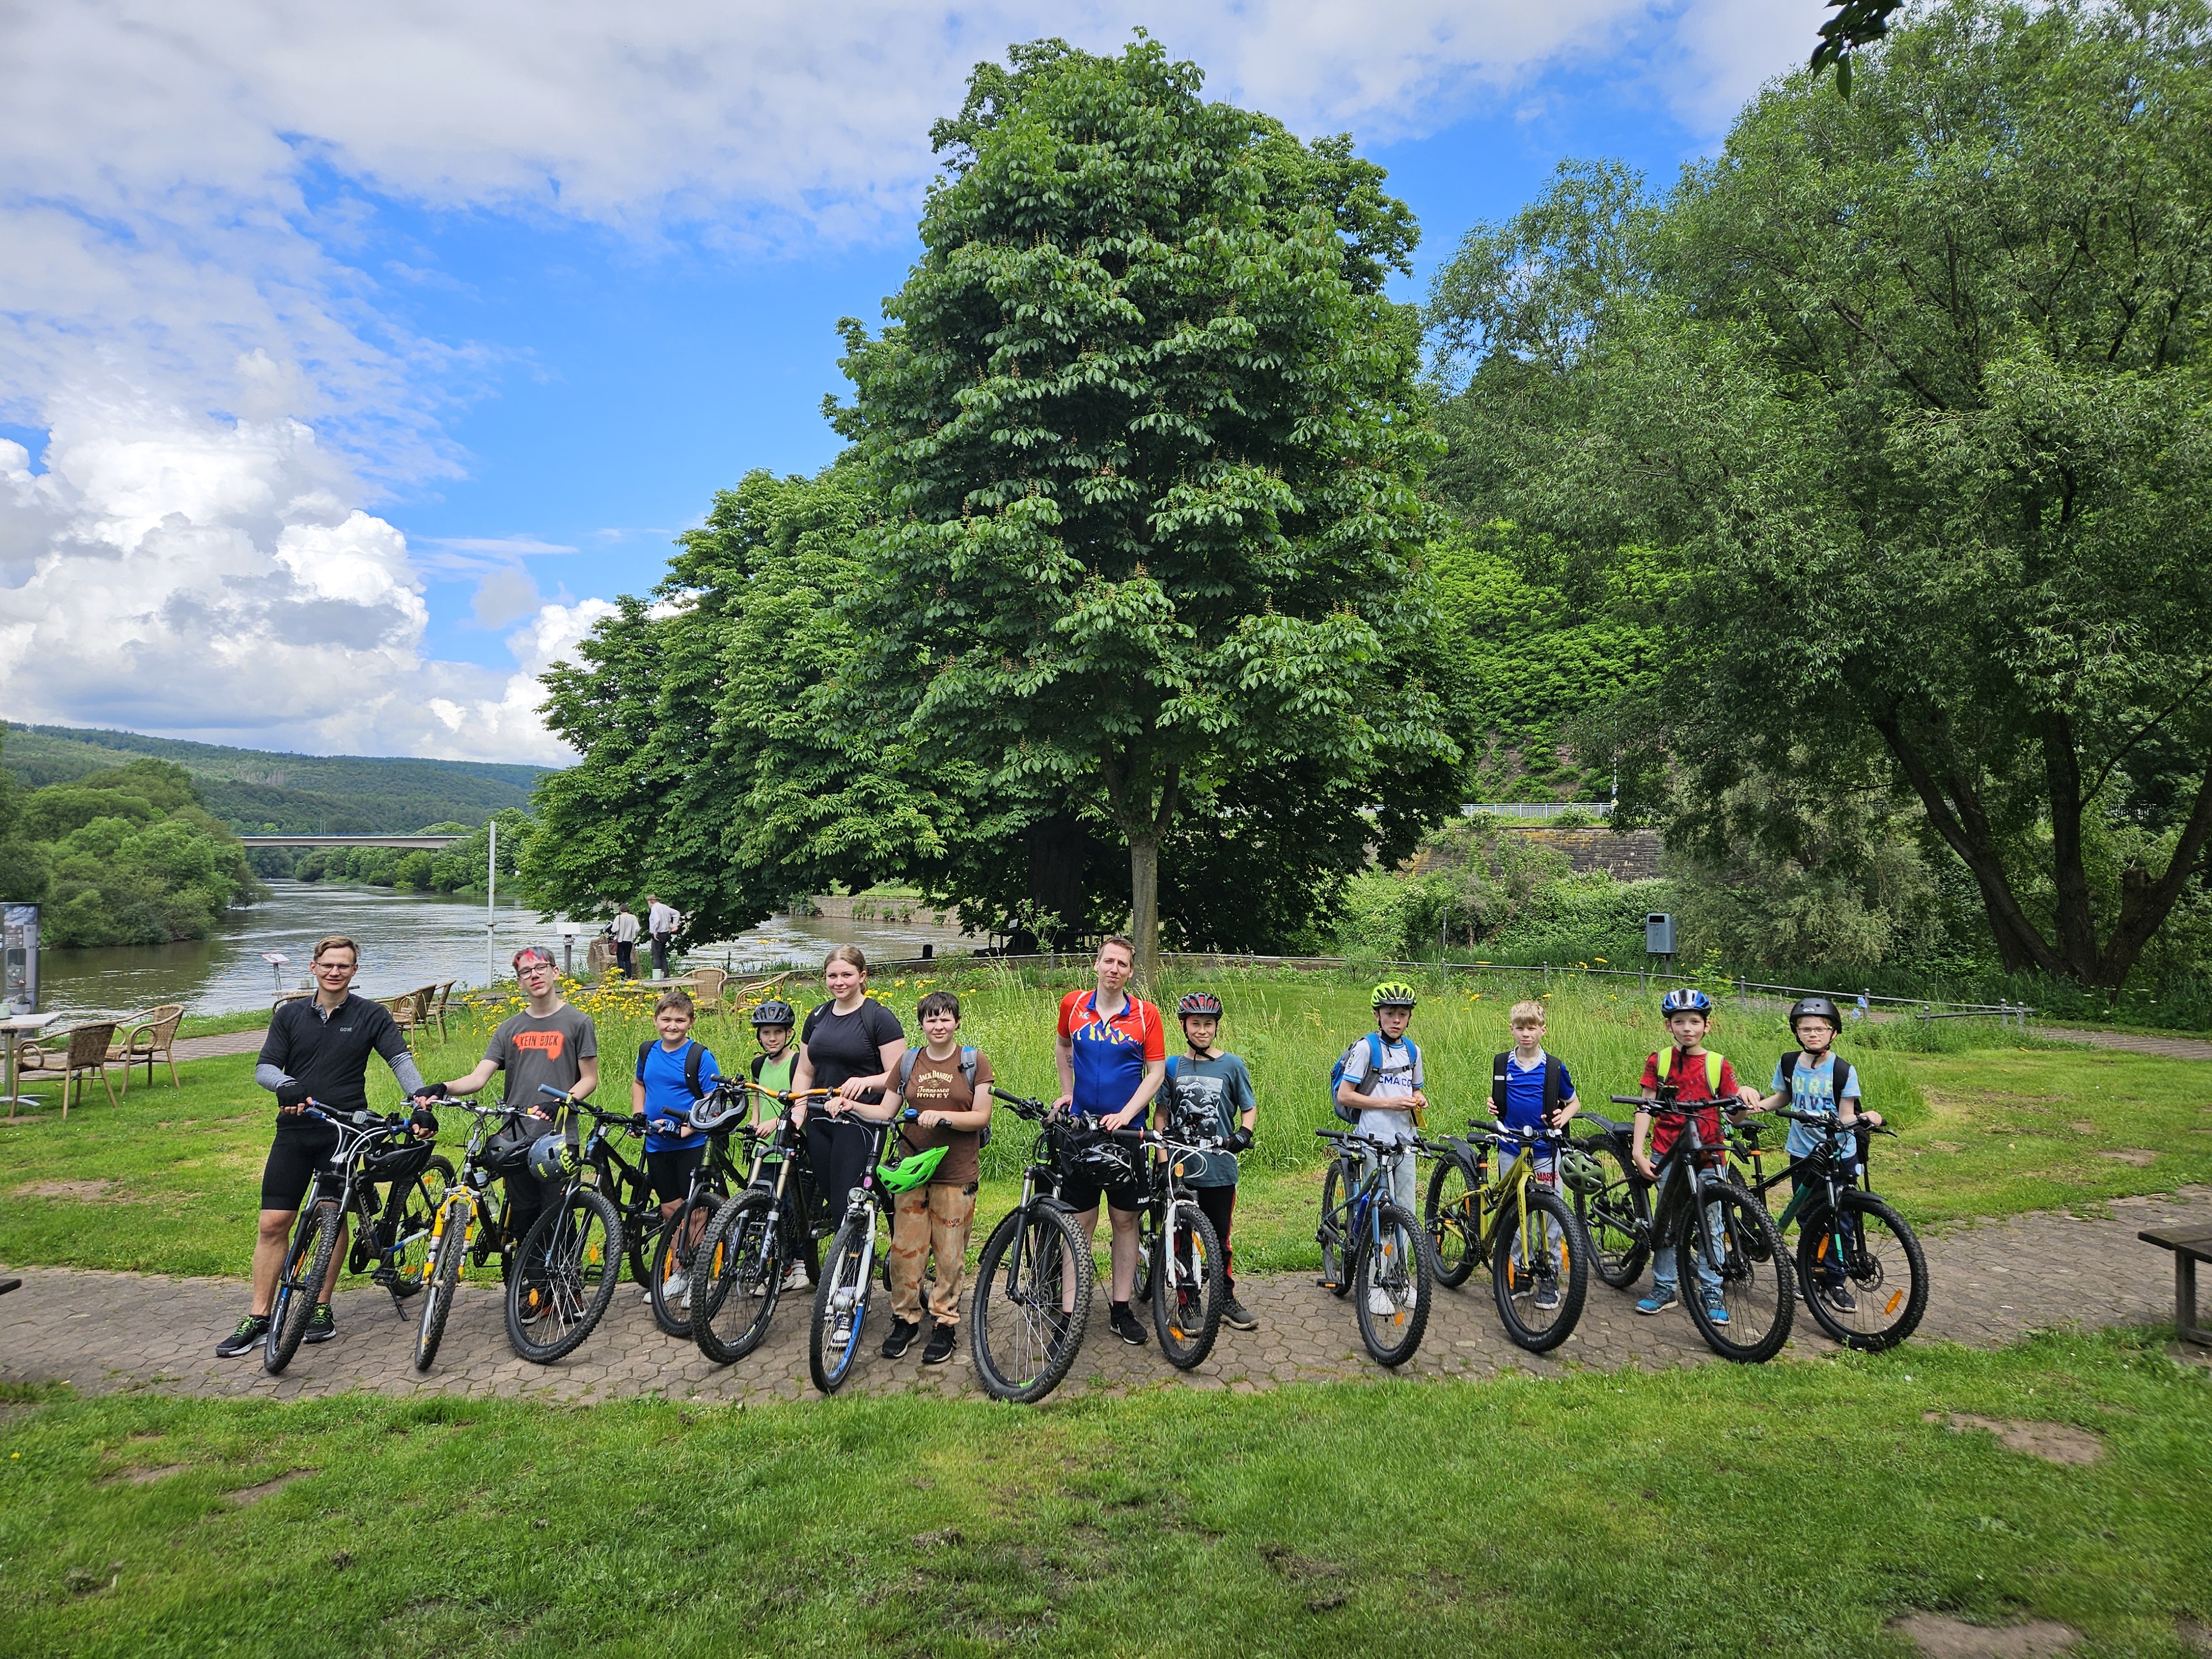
[1558,1146,1606,1197]
[1371,979,1418,1010]
[877,1144,948,1194]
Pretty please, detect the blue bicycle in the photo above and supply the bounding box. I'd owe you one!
[1314,1128,1436,1367]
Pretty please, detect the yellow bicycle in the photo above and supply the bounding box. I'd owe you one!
[410,1095,529,1373]
[1419,1117,1594,1352]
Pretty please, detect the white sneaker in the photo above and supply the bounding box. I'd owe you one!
[664,1271,688,1301]
[1368,1287,1395,1317]
[679,1287,692,1311]
[782,1262,811,1291]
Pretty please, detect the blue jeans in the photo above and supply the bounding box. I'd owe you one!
[1651,1164,1723,1297]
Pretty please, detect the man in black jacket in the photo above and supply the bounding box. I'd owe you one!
[215,935,430,1358]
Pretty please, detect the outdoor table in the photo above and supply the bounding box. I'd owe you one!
[2139,1224,2212,1347]
[1,1011,62,1119]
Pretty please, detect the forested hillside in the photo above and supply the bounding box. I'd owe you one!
[1,725,550,835]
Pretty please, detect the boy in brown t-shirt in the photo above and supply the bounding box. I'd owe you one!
[879,989,994,1365]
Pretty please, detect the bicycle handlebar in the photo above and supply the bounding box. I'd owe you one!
[1771,1107,1894,1136]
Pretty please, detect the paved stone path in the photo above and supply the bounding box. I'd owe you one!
[2032,1026,2212,1061]
[6,1186,2206,1406]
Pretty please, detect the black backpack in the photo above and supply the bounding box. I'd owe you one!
[1491,1051,1566,1124]
[635,1039,707,1099]
[1779,1050,1855,1112]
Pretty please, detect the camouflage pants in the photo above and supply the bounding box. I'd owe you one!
[889,1181,976,1328]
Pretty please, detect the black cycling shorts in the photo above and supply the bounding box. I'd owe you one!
[1057,1166,1146,1216]
[645,1145,706,1206]
[259,1118,339,1212]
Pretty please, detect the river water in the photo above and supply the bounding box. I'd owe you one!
[35,882,979,1021]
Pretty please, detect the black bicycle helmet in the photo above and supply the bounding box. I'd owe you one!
[1788,994,1843,1030]
[1176,991,1223,1019]
[1660,987,1714,1016]
[750,998,796,1028]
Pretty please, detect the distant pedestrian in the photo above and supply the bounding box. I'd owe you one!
[611,901,640,980]
[647,894,680,978]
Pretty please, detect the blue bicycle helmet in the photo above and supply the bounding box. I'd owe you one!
[1660,987,1714,1017]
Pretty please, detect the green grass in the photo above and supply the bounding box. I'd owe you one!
[1,1330,2207,1656]
[176,1009,275,1041]
[4,971,2208,1281]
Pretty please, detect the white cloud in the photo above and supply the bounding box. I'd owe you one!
[0,2,1814,761]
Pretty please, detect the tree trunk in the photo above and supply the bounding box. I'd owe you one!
[1017,812,1091,954]
[1099,748,1178,995]
[1128,831,1161,994]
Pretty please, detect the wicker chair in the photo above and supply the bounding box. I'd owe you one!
[107,1004,186,1093]
[685,966,728,1016]
[426,980,456,1039]
[382,989,427,1044]
[19,1021,120,1118]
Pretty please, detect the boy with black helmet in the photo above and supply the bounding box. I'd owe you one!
[1748,995,1882,1312]
[1163,990,1259,1332]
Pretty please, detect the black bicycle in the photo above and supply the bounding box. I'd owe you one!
[690,1086,830,1367]
[1567,1110,1656,1291]
[1109,1104,1228,1369]
[1733,1109,1927,1352]
[1314,1128,1436,1368]
[502,1089,630,1364]
[968,1095,1097,1404]
[411,1094,530,1373]
[264,1101,448,1376]
[640,1079,750,1338]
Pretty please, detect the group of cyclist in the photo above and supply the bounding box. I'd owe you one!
[215,929,1888,1371]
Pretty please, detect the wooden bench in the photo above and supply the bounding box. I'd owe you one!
[2138,1224,2212,1346]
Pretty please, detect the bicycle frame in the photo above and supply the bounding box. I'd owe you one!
[276,1105,418,1312]
[421,1098,525,1283]
[1320,1131,1417,1281]
[1423,1123,1561,1269]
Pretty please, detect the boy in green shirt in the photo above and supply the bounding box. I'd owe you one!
[745,998,807,1289]
[1162,992,1259,1332]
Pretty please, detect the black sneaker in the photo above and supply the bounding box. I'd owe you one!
[1109,1302,1148,1346]
[921,1323,957,1365]
[215,1315,269,1358]
[880,1317,920,1360]
[1222,1295,1258,1332]
[302,1304,337,1345]
[1823,1283,1858,1314]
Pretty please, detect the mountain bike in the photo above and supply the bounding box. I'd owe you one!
[264,1102,446,1376]
[1732,1108,1927,1351]
[1313,1129,1436,1368]
[1599,1094,1796,1363]
[807,1105,950,1395]
[411,1094,531,1373]
[967,1094,1095,1404]
[1112,1102,1227,1368]
[1418,1117,1592,1353]
[640,1080,750,1338]
[690,1086,831,1366]
[502,1089,630,1364]
[1566,1110,1655,1291]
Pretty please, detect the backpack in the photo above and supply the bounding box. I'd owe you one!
[635,1039,706,1099]
[1778,1050,1855,1114]
[895,1046,991,1149]
[1331,1032,1418,1124]
[1654,1046,1724,1098]
[1491,1051,1565,1124]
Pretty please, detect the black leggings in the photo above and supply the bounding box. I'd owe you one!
[1191,1184,1237,1291]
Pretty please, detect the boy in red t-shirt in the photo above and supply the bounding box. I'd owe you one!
[1632,989,1761,1319]
[1053,936,1167,1347]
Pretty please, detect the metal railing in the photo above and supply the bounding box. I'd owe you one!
[1459,802,1615,821]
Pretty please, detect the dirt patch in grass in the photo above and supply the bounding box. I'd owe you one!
[1888,1613,2080,1656]
[1926,1412,2105,1465]
[1260,1543,1343,1584]
[2098,1149,2159,1166]
[226,1469,316,1506]
[14,1181,122,1201]
[104,1463,191,1486]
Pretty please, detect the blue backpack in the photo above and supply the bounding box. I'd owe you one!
[1330,1032,1417,1124]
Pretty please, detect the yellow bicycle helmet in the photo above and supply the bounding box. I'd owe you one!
[1370,980,1418,1010]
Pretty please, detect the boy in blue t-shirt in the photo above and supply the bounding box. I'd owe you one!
[1749,995,1881,1312]
[1162,992,1259,1333]
[630,989,719,1306]
[1491,1000,1582,1312]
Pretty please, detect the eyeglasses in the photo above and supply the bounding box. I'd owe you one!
[516,959,556,975]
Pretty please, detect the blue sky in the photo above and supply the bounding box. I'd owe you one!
[0,2,1818,759]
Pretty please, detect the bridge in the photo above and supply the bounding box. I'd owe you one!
[239,834,468,851]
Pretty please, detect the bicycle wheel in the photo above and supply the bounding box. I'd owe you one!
[1422,1151,1483,1288]
[647,1196,718,1338]
[809,1213,874,1395]
[971,1203,1094,1404]
[1151,1201,1225,1369]
[413,1196,471,1373]
[1681,1181,1794,1363]
[389,1157,453,1289]
[1353,1202,1433,1368]
[1573,1139,1651,1290]
[505,1187,624,1364]
[1317,1160,1352,1297]
[692,1191,786,1365]
[1798,1191,1927,1352]
[264,1198,342,1376]
[1492,1186,1590,1353]
[1130,1208,1156,1306]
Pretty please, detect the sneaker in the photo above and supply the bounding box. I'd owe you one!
[1703,1291,1730,1327]
[1635,1287,1678,1316]
[1109,1302,1148,1346]
[922,1323,957,1365]
[663,1270,688,1302]
[1222,1295,1258,1332]
[1822,1283,1858,1314]
[302,1304,337,1345]
[1533,1282,1562,1313]
[518,1286,551,1326]
[880,1317,920,1359]
[1367,1286,1395,1317]
[215,1315,269,1358]
[782,1261,811,1292]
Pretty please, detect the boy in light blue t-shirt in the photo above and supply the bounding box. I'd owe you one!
[1749,995,1882,1312]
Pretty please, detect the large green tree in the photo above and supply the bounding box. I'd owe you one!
[833,36,1460,983]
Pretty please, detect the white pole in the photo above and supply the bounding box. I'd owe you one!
[487,819,498,988]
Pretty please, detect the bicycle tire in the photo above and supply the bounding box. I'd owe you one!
[692,1191,784,1364]
[504,1187,624,1364]
[1354,1202,1433,1368]
[413,1196,471,1373]
[264,1199,342,1376]
[1681,1181,1794,1363]
[1573,1138,1650,1290]
[1317,1160,1352,1297]
[970,1203,1093,1404]
[809,1213,874,1395]
[1797,1191,1927,1352]
[1422,1150,1483,1288]
[389,1157,453,1288]
[1151,1202,1225,1369]
[647,1196,718,1338]
[1130,1208,1155,1306]
[1491,1186,1590,1353]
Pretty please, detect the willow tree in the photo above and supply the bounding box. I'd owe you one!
[834,36,1457,983]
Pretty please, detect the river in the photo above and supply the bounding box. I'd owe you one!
[34,882,979,1021]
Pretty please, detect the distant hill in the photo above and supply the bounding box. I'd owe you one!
[1,724,554,834]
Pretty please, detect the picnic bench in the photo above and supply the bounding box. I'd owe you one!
[2138,1224,2212,1346]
